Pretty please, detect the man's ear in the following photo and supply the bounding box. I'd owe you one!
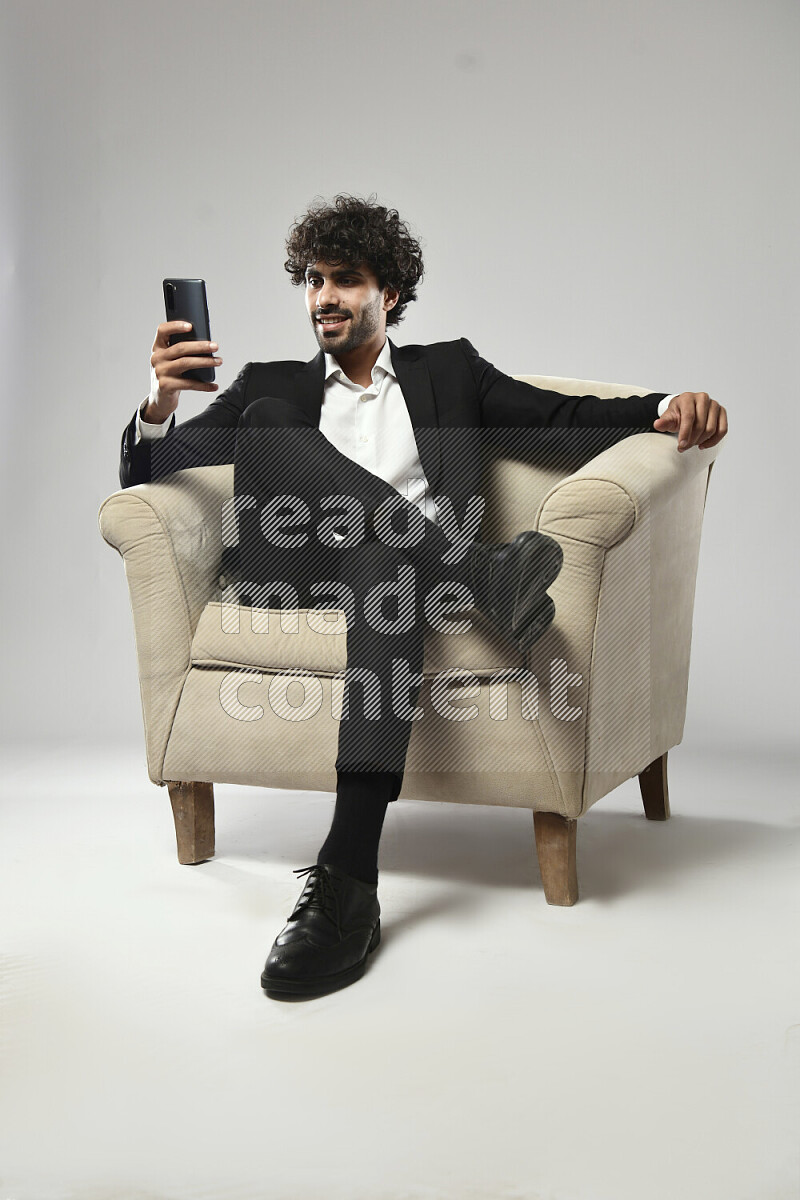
[384,285,400,312]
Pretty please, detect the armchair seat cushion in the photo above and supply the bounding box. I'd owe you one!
[190,592,526,678]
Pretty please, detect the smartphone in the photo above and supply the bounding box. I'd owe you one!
[163,278,215,383]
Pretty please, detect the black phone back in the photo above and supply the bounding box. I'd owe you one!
[163,278,215,383]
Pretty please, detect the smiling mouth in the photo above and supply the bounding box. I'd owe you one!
[317,315,349,331]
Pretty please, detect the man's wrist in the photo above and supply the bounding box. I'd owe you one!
[141,398,170,424]
[136,397,174,445]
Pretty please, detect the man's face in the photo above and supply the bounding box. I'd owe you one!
[305,260,397,354]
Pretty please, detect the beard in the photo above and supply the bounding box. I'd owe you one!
[313,294,383,354]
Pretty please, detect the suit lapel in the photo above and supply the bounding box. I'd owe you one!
[388,338,443,493]
[291,349,325,424]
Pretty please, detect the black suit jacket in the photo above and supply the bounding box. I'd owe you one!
[119,337,668,511]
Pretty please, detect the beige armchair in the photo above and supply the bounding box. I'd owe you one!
[98,374,720,905]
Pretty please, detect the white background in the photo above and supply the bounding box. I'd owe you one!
[1,0,798,754]
[1,6,798,1200]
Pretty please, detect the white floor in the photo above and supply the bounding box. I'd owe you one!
[0,744,797,1200]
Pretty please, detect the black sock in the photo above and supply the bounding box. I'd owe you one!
[315,769,402,885]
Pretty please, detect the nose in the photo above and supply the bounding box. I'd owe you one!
[317,277,342,312]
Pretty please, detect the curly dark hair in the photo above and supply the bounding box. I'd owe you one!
[284,193,424,326]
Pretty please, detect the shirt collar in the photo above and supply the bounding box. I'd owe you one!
[324,337,395,384]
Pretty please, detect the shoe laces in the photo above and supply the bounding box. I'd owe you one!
[291,865,342,935]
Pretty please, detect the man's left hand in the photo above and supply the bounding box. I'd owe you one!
[653,392,728,451]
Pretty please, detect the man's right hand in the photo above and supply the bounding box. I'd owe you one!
[142,321,223,423]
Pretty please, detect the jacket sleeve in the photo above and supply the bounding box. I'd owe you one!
[118,363,253,488]
[461,338,668,430]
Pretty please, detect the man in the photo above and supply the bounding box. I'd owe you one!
[119,193,728,1000]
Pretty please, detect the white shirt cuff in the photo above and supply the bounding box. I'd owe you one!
[657,394,677,418]
[135,399,173,444]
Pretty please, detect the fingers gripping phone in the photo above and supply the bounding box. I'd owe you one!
[163,278,215,382]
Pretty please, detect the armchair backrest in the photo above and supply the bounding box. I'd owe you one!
[101,375,662,607]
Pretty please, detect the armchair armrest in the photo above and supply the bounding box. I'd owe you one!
[527,432,722,814]
[98,464,234,782]
[535,429,720,547]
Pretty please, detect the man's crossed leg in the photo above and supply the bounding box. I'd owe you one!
[229,394,562,998]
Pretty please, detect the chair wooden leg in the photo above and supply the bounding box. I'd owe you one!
[533,811,578,906]
[638,752,670,821]
[167,781,215,864]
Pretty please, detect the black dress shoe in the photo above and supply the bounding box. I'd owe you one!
[261,863,381,999]
[468,530,563,652]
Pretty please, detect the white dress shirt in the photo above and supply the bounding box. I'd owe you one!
[135,344,677,519]
[317,337,441,527]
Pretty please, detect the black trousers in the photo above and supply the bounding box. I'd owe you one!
[230,396,476,779]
